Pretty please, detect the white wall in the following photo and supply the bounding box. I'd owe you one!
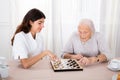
[0,0,12,59]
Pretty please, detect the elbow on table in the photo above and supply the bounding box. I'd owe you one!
[22,63,30,69]
[20,59,30,69]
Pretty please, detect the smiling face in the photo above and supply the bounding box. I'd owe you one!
[30,18,45,33]
[78,24,92,42]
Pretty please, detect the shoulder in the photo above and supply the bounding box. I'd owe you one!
[93,32,106,42]
[15,31,25,37]
[93,32,104,39]
[14,31,26,41]
[13,32,27,47]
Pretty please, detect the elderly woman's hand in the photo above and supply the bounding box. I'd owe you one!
[78,57,90,66]
[71,54,83,60]
[78,57,98,66]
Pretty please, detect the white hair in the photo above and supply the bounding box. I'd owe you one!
[78,19,95,34]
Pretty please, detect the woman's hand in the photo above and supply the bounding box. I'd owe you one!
[71,54,83,60]
[97,54,107,62]
[78,57,90,66]
[78,57,97,66]
[44,50,58,61]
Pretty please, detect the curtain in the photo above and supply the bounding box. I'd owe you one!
[58,0,101,57]
[10,0,120,58]
[100,0,120,57]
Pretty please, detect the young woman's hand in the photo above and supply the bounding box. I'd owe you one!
[44,50,58,61]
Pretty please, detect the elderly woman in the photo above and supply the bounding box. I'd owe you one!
[62,19,110,66]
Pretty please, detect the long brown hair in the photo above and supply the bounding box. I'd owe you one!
[11,8,46,45]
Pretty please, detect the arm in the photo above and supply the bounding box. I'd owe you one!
[63,53,83,60]
[62,32,79,59]
[88,53,107,64]
[96,33,111,60]
[63,53,74,59]
[79,53,107,66]
[13,34,57,68]
[20,50,56,69]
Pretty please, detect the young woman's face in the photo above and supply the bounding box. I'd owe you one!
[30,18,45,33]
[78,24,92,42]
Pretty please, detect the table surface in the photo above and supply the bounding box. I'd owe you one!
[7,59,119,80]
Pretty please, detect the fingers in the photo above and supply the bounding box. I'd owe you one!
[77,54,84,60]
[78,57,89,66]
[45,50,59,61]
[72,54,83,60]
[50,54,56,60]
[49,54,59,61]
[52,55,59,61]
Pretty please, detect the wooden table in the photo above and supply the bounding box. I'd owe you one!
[7,59,119,80]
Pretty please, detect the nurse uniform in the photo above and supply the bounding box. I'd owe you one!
[12,31,44,60]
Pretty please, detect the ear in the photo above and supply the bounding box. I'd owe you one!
[29,20,33,26]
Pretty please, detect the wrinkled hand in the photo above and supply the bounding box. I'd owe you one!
[71,54,83,60]
[78,57,97,66]
[78,57,90,66]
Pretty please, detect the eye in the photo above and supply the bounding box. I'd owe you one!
[80,32,82,34]
[38,22,42,24]
[38,21,44,25]
[84,32,88,34]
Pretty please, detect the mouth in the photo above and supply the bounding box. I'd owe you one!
[80,38,88,42]
[39,28,42,31]
[81,38,86,40]
[37,28,42,32]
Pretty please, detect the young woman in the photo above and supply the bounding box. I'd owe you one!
[11,8,57,69]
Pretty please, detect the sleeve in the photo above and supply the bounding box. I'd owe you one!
[61,34,75,58]
[96,33,111,60]
[12,34,28,60]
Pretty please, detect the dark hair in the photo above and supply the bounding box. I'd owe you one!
[11,8,46,45]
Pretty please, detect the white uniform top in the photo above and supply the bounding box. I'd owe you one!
[62,32,110,58]
[12,31,44,60]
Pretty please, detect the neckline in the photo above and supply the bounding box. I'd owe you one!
[27,32,37,41]
[79,34,94,45]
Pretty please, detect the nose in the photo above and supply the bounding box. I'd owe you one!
[41,23,44,28]
[81,34,85,38]
[80,32,86,38]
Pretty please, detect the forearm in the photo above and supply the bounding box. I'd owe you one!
[88,53,107,64]
[88,57,98,64]
[63,53,73,59]
[21,51,47,69]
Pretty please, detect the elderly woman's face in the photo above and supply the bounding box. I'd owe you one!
[78,24,92,42]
